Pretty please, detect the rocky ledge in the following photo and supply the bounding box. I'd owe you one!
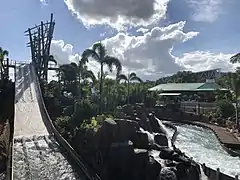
[72,105,201,180]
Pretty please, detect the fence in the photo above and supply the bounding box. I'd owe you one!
[202,163,239,180]
[180,101,217,114]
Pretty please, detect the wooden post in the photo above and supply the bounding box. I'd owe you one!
[216,168,220,180]
[202,163,206,172]
[235,175,239,180]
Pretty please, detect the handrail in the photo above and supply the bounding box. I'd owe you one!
[32,63,101,180]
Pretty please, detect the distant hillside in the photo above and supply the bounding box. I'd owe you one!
[155,69,230,85]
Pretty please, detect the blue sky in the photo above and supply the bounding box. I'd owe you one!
[1,0,239,80]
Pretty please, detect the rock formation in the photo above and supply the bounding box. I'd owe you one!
[72,104,201,180]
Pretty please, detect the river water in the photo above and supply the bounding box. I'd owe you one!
[167,124,240,177]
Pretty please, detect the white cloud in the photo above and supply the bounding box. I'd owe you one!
[50,21,237,81]
[50,21,200,80]
[177,51,236,72]
[136,27,149,34]
[102,21,198,79]
[50,40,102,79]
[186,0,223,22]
[51,40,80,65]
[40,0,48,5]
[64,0,170,30]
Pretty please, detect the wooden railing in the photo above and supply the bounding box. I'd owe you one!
[202,163,239,180]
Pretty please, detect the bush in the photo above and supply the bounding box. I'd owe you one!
[71,99,98,128]
[54,116,71,137]
[79,117,102,135]
[216,100,235,118]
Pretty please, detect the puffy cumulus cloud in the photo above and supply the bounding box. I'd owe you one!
[136,27,149,34]
[64,0,169,30]
[40,0,48,5]
[51,40,80,64]
[177,51,236,72]
[187,0,223,22]
[49,21,236,81]
[102,21,199,79]
[50,40,104,78]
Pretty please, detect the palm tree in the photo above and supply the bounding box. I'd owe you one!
[230,53,240,64]
[78,58,96,84]
[230,72,240,129]
[117,72,142,104]
[230,53,240,129]
[0,47,9,80]
[81,42,122,112]
[77,59,96,98]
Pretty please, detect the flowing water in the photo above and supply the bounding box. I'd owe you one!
[168,124,240,178]
[13,135,84,180]
[13,63,85,179]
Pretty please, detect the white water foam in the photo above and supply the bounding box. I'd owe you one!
[155,117,173,149]
[172,124,240,178]
[13,136,84,180]
[14,64,48,137]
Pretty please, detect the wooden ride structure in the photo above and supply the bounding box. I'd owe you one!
[25,13,58,82]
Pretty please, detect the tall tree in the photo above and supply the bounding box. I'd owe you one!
[78,59,96,98]
[230,53,240,64]
[117,72,142,104]
[230,53,240,129]
[81,42,122,112]
[0,47,9,80]
[231,73,240,128]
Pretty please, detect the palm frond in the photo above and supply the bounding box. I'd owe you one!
[230,53,240,64]
[130,76,142,83]
[129,72,137,79]
[92,42,106,60]
[82,70,96,83]
[104,55,122,74]
[117,74,128,82]
[81,49,100,62]
[49,55,57,65]
[70,62,78,68]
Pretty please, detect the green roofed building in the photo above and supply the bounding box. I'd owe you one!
[148,82,228,92]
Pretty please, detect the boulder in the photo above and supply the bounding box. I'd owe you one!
[138,114,153,132]
[106,141,134,180]
[122,104,134,116]
[132,149,149,180]
[154,133,168,147]
[98,118,118,145]
[146,156,162,180]
[97,119,118,159]
[115,119,140,142]
[148,114,167,134]
[135,105,146,115]
[159,167,177,180]
[131,131,149,149]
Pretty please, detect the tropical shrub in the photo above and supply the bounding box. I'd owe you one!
[216,100,235,118]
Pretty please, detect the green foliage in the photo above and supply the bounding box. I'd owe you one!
[79,117,102,134]
[71,98,98,127]
[215,89,233,102]
[54,116,71,136]
[79,114,113,135]
[216,100,235,118]
[144,91,159,108]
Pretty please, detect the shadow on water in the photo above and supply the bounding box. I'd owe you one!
[15,64,33,103]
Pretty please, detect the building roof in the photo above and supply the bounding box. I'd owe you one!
[148,82,226,92]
